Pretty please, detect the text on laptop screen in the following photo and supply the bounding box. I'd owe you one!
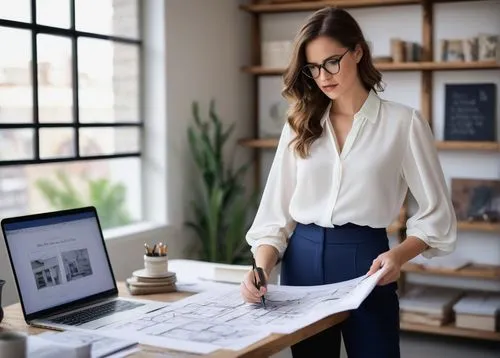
[4,211,115,315]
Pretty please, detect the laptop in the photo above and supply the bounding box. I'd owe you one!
[1,206,166,331]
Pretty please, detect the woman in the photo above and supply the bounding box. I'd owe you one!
[240,7,457,358]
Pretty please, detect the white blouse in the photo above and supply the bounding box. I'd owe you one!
[246,90,457,260]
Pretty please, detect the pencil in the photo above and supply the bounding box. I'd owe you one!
[252,258,266,308]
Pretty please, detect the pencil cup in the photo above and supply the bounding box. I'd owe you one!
[144,255,168,276]
[0,331,27,358]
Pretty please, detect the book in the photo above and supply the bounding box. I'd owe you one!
[127,276,176,286]
[28,330,138,358]
[197,263,251,284]
[453,292,500,331]
[399,285,464,326]
[126,269,177,295]
[126,283,177,295]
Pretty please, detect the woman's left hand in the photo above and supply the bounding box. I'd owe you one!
[367,250,402,286]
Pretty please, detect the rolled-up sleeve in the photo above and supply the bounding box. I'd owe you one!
[402,109,457,259]
[245,122,297,259]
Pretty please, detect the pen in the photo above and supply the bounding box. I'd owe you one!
[252,258,266,308]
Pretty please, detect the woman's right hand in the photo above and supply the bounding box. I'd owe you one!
[240,269,269,304]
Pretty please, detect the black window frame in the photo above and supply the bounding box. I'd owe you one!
[0,0,143,167]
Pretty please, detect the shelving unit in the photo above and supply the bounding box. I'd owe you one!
[239,0,499,342]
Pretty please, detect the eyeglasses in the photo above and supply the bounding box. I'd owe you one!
[302,49,350,79]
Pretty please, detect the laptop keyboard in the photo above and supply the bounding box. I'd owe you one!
[49,300,144,326]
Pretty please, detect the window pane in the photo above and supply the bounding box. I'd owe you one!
[37,35,73,123]
[78,39,139,123]
[0,167,28,217]
[36,0,70,28]
[0,27,33,123]
[112,43,140,123]
[40,128,75,159]
[0,129,33,161]
[0,158,142,229]
[75,0,139,39]
[79,127,140,156]
[0,0,30,22]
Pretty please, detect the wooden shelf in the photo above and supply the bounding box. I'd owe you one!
[241,66,284,76]
[402,262,500,280]
[400,321,500,341]
[436,141,500,151]
[458,221,500,233]
[240,0,420,13]
[239,138,500,153]
[241,0,493,14]
[238,138,279,148]
[241,61,500,75]
[378,61,500,71]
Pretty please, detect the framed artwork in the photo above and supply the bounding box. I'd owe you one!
[446,39,465,62]
[258,77,289,138]
[462,37,479,62]
[478,34,499,61]
[451,178,500,223]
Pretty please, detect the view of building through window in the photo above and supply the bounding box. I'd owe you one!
[0,0,142,229]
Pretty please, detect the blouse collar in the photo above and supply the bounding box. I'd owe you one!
[321,89,381,125]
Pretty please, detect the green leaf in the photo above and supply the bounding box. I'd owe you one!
[35,172,133,230]
[187,127,204,168]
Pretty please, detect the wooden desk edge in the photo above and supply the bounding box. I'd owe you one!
[1,282,350,357]
[228,311,350,358]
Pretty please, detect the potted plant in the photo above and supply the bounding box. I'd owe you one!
[186,100,258,265]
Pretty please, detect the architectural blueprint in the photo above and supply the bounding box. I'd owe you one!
[96,268,387,354]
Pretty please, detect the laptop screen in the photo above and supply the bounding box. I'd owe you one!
[3,209,116,316]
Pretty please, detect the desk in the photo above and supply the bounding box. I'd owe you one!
[1,282,349,357]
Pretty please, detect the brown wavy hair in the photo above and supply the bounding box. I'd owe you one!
[282,7,384,158]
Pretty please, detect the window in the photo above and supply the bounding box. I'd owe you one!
[0,0,143,229]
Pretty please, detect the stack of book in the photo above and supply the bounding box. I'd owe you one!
[399,285,464,326]
[453,292,500,331]
[126,268,177,295]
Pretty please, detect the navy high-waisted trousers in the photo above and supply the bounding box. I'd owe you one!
[280,222,400,358]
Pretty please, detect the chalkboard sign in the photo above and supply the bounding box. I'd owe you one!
[444,83,496,141]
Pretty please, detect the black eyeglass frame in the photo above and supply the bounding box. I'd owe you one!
[302,49,350,79]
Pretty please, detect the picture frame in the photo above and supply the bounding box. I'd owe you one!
[462,37,479,62]
[446,39,465,62]
[451,178,500,223]
[478,34,499,61]
[258,77,288,138]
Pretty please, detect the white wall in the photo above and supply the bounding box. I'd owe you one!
[0,0,252,307]
[163,0,253,230]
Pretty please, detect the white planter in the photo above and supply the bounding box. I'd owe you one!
[144,255,168,277]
